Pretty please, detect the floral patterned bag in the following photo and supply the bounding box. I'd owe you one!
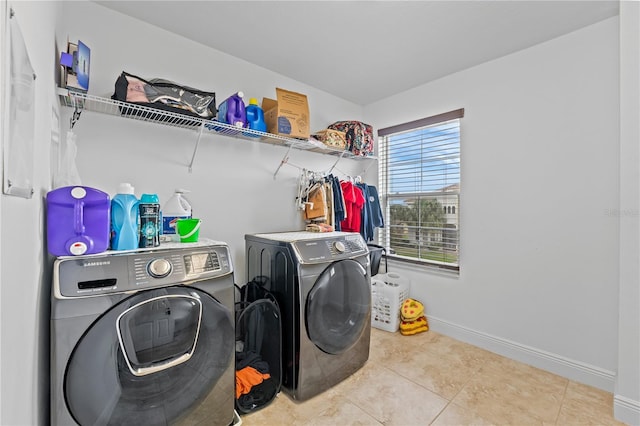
[327,120,374,156]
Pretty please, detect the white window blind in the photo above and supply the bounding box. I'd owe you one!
[378,108,463,271]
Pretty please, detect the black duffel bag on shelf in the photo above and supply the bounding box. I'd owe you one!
[111,71,216,125]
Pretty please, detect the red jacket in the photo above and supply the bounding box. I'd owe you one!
[340,181,365,233]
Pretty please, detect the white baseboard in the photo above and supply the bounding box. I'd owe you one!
[614,395,640,426]
[427,316,616,392]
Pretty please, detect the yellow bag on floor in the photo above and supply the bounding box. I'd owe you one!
[401,298,424,322]
[400,315,429,336]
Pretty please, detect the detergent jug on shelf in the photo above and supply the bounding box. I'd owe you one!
[46,186,111,256]
[110,183,139,251]
[244,97,267,137]
[216,91,247,129]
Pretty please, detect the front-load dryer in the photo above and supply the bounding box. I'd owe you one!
[51,241,235,426]
[245,231,371,401]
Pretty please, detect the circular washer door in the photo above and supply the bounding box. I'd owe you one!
[306,259,370,354]
[64,286,233,426]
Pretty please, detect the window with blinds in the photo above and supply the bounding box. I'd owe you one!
[377,108,463,272]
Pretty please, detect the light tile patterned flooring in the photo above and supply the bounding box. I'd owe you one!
[241,328,626,425]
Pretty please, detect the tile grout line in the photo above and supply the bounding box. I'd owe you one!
[383,363,452,402]
[341,361,395,426]
[428,400,454,426]
[372,336,490,425]
[427,356,488,425]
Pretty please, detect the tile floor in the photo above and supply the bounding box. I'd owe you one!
[241,328,626,426]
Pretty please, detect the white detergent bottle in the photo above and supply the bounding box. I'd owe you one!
[162,189,192,241]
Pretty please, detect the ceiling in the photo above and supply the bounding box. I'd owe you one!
[94,1,619,105]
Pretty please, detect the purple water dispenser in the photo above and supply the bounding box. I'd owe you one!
[46,186,111,256]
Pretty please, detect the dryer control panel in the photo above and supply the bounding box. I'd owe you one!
[53,244,233,299]
[293,234,367,264]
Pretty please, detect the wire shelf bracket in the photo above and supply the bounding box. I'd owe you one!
[188,123,206,173]
[273,145,294,180]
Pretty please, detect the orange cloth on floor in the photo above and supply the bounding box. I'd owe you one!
[236,366,271,398]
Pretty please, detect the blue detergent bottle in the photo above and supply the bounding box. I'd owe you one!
[244,97,267,137]
[111,183,139,250]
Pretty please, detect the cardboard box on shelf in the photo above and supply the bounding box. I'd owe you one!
[262,88,310,139]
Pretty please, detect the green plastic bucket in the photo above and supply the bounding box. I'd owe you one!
[176,218,201,242]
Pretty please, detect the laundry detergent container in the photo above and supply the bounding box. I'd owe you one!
[46,186,111,256]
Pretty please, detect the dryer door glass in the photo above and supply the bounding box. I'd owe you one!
[64,286,234,426]
[306,259,370,354]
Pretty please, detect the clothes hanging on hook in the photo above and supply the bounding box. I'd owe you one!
[333,175,384,242]
[356,181,384,242]
[324,180,334,227]
[366,185,384,229]
[295,170,344,232]
[296,169,311,210]
[295,162,384,239]
[339,179,365,234]
[304,181,327,221]
[328,174,345,231]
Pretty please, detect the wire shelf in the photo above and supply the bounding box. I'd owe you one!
[57,88,376,160]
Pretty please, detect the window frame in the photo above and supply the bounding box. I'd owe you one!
[377,108,464,273]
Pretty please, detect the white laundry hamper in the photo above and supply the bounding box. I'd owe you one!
[371,272,411,332]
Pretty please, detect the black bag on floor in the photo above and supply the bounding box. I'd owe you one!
[234,277,282,415]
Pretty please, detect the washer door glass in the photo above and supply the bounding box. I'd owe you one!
[306,259,370,354]
[116,294,202,377]
[64,286,233,426]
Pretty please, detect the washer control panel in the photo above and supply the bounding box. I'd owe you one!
[147,258,173,278]
[54,244,233,298]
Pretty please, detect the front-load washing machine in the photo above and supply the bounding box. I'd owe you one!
[245,231,371,401]
[51,240,235,426]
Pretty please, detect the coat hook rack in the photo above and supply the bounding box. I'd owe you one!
[70,104,82,129]
[68,91,82,129]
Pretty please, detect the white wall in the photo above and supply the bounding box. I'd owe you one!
[57,1,372,284]
[365,17,622,392]
[0,1,59,425]
[616,2,640,424]
[1,3,5,420]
